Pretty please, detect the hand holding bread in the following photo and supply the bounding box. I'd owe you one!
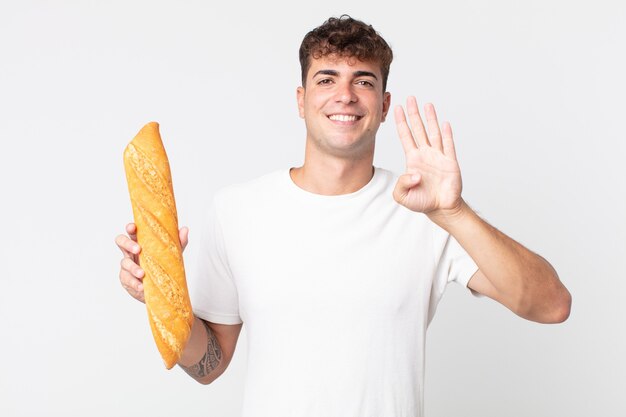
[121,122,194,369]
[116,223,189,304]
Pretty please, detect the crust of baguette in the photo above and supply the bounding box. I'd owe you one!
[123,122,193,369]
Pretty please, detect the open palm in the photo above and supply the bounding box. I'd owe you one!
[393,97,463,215]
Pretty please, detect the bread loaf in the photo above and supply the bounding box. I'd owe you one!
[123,122,193,369]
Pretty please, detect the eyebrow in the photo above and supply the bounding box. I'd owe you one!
[312,69,378,80]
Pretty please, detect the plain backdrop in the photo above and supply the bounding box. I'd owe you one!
[1,1,624,416]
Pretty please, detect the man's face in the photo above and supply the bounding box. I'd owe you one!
[297,55,391,160]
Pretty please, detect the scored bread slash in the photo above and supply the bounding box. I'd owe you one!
[123,121,193,369]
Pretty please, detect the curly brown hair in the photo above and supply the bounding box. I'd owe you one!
[299,15,393,92]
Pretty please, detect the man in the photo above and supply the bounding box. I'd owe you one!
[116,15,571,417]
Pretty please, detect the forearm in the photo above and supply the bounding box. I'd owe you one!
[429,200,571,322]
[177,316,225,384]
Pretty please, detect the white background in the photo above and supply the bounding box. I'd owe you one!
[1,1,624,416]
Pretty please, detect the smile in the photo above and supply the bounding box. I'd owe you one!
[328,114,362,122]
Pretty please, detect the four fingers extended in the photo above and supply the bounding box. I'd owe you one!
[394,96,456,159]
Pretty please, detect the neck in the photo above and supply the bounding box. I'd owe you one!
[290,142,375,195]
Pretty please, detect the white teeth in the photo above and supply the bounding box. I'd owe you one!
[329,114,358,122]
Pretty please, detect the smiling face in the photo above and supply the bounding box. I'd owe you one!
[297,55,391,160]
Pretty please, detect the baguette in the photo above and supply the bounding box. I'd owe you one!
[123,121,193,369]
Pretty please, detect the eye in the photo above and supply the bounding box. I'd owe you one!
[317,78,333,85]
[356,80,374,87]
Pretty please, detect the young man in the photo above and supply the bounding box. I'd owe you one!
[116,15,571,417]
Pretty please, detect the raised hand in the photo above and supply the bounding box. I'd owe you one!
[393,96,463,217]
[116,222,189,303]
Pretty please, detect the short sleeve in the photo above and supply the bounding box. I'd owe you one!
[428,224,481,322]
[187,196,242,325]
[440,234,478,289]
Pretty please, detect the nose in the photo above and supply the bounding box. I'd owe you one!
[334,81,358,104]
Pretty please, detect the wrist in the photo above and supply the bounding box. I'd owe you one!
[177,315,206,366]
[427,199,473,232]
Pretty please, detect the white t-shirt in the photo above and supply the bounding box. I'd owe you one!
[189,167,478,417]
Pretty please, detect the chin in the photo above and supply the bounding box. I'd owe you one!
[323,139,374,159]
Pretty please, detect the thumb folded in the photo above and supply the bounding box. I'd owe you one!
[393,173,421,202]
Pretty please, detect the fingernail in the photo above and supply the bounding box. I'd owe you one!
[137,284,143,292]
[137,268,144,277]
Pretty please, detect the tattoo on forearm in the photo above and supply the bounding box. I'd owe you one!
[179,320,222,379]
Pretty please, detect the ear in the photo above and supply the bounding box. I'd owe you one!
[297,86,305,119]
[381,92,391,122]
